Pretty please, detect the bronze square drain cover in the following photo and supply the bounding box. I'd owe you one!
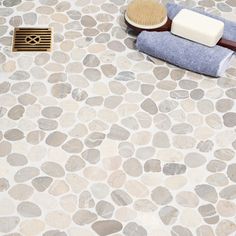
[12,28,52,52]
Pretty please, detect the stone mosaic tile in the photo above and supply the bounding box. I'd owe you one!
[0,0,236,235]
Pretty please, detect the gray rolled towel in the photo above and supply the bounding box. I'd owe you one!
[167,3,236,42]
[136,31,234,77]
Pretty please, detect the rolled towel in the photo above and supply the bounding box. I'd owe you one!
[136,31,234,77]
[167,3,236,42]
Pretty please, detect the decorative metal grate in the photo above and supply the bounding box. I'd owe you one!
[12,28,52,52]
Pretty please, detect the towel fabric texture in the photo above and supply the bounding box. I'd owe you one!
[136,31,234,77]
[167,3,236,42]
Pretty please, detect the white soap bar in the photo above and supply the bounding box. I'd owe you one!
[171,9,224,47]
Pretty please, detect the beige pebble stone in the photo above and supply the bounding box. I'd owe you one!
[46,211,71,229]
[102,156,121,171]
[32,192,59,210]
[20,219,45,236]
[59,99,80,112]
[44,63,65,72]
[194,126,214,140]
[157,149,183,162]
[196,225,214,236]
[2,61,16,73]
[0,197,15,215]
[215,130,235,147]
[179,209,202,227]
[173,135,196,149]
[115,207,137,222]
[164,176,187,190]
[66,174,88,193]
[118,104,139,117]
[176,191,199,208]
[169,109,186,122]
[180,99,195,112]
[108,170,126,188]
[187,113,204,126]
[78,107,96,123]
[0,141,12,157]
[131,131,151,145]
[38,15,51,24]
[83,166,107,181]
[91,183,109,199]
[216,200,236,217]
[134,199,157,212]
[100,139,118,159]
[49,180,69,196]
[17,56,33,70]
[141,173,164,187]
[116,56,132,70]
[71,49,86,61]
[206,113,222,129]
[60,194,77,213]
[123,158,143,177]
[9,184,33,200]
[125,180,149,198]
[62,138,83,153]
[97,109,119,123]
[60,40,74,51]
[28,145,47,162]
[215,220,236,236]
[17,2,34,11]
[67,227,94,236]
[69,124,88,138]
[92,82,110,96]
[0,94,17,107]
[51,13,68,23]
[59,113,76,128]
[151,90,169,102]
[88,43,106,53]
[207,173,229,187]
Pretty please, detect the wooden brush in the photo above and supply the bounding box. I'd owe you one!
[124,0,236,51]
[125,0,171,33]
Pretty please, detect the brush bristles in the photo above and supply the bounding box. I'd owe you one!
[126,0,167,26]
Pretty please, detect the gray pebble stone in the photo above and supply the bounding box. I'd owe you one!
[73,210,97,225]
[81,149,100,164]
[3,0,21,7]
[195,184,218,203]
[151,186,173,205]
[115,71,135,81]
[108,125,130,141]
[41,162,65,177]
[96,200,114,218]
[227,164,236,182]
[159,206,179,225]
[92,220,123,236]
[0,178,9,191]
[32,176,53,192]
[141,98,158,115]
[7,153,28,166]
[65,156,85,172]
[163,163,186,175]
[144,159,161,172]
[14,167,39,183]
[111,189,132,206]
[17,201,41,217]
[0,217,20,233]
[123,222,147,236]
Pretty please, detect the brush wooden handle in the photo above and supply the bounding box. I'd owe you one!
[158,18,172,31]
[218,38,236,51]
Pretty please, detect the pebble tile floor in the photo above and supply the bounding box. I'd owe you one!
[0,0,236,235]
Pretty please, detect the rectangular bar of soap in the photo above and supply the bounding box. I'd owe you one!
[171,9,224,47]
